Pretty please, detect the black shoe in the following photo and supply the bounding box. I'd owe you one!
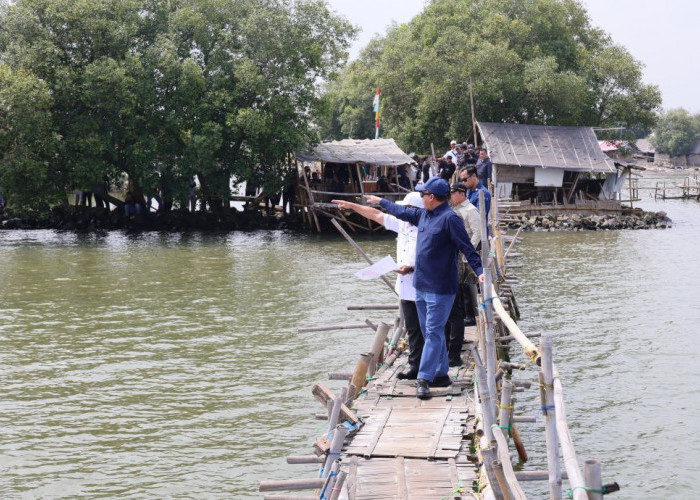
[430,374,452,387]
[464,317,476,326]
[397,366,419,380]
[416,379,432,399]
[449,357,463,368]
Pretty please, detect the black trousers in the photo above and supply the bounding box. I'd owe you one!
[444,285,465,361]
[400,299,424,369]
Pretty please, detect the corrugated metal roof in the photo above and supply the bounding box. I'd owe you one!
[295,138,414,166]
[478,122,616,173]
[635,138,655,153]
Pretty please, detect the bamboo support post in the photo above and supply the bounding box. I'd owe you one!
[552,364,587,500]
[515,471,569,482]
[286,455,325,464]
[511,422,529,463]
[298,323,372,333]
[491,459,512,500]
[319,460,340,497]
[472,346,496,441]
[345,384,356,406]
[327,396,342,433]
[492,425,527,499]
[583,460,603,500]
[540,337,562,500]
[329,470,347,500]
[498,379,513,444]
[321,426,348,478]
[350,353,371,393]
[481,446,506,500]
[368,321,391,376]
[347,304,399,310]
[479,190,498,410]
[259,478,326,492]
[331,218,396,294]
[387,312,404,355]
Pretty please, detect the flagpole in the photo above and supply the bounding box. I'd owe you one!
[373,87,381,139]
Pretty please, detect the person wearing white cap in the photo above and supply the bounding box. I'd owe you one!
[331,192,425,379]
[443,140,458,165]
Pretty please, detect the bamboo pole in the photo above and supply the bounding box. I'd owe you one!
[297,323,372,333]
[350,353,371,393]
[286,455,325,464]
[492,425,527,499]
[319,460,340,498]
[387,311,404,355]
[259,478,326,492]
[498,379,513,445]
[321,426,348,478]
[490,283,540,364]
[515,471,569,482]
[329,470,347,500]
[347,304,399,310]
[368,322,391,376]
[490,458,513,500]
[552,364,587,500]
[511,422,529,463]
[331,217,397,295]
[327,396,342,433]
[583,460,603,500]
[540,337,562,500]
[478,190,497,409]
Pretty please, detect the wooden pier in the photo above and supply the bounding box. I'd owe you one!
[259,214,619,499]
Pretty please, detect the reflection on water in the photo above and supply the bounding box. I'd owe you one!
[0,193,698,498]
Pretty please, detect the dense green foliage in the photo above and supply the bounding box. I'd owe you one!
[650,108,700,157]
[321,0,662,153]
[0,0,356,210]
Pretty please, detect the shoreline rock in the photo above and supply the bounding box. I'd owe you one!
[504,210,672,231]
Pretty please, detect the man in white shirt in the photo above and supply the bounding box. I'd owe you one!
[332,192,425,379]
[443,140,458,164]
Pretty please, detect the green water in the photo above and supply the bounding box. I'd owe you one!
[0,194,699,498]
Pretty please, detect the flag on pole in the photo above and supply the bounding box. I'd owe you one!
[373,87,381,139]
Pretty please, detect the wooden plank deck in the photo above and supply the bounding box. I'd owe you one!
[338,327,482,500]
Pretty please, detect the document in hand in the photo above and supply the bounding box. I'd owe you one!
[353,255,398,280]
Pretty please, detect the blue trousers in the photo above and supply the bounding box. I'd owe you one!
[415,290,455,382]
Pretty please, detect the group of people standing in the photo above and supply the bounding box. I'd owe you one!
[332,143,493,399]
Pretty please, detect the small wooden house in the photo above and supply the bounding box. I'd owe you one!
[477,122,632,216]
[294,138,416,231]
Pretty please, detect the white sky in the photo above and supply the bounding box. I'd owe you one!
[326,0,699,113]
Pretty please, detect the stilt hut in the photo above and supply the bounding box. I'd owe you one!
[294,139,417,232]
[477,122,633,216]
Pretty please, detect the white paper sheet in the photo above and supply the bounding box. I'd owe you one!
[354,255,398,280]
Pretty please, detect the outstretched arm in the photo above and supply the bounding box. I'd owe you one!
[332,199,384,224]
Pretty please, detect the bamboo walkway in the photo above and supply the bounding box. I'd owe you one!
[260,193,620,500]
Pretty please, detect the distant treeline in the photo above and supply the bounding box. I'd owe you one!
[0,0,665,213]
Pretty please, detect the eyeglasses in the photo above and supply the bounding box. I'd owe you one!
[419,191,432,197]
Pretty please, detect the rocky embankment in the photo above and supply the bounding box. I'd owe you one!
[0,205,306,232]
[503,210,672,231]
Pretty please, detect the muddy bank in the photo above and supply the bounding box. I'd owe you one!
[503,209,672,231]
[0,205,307,232]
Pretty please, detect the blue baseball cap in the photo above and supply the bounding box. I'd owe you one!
[416,177,449,197]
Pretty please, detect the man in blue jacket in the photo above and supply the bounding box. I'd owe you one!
[363,177,484,399]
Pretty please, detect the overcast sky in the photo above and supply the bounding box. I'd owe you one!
[326,0,699,113]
